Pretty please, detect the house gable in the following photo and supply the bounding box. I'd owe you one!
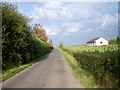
[87,37,109,46]
[95,37,108,46]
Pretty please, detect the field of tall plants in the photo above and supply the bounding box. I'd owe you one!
[61,45,120,88]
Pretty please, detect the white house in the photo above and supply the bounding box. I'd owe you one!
[87,37,109,46]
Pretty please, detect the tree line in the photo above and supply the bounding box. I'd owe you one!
[108,36,120,45]
[2,3,53,71]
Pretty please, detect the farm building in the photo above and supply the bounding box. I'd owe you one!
[87,37,109,46]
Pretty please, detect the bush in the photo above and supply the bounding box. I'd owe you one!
[28,36,53,60]
[2,3,53,71]
[61,45,120,88]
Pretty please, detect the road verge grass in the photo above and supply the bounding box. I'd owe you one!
[59,48,96,88]
[0,50,52,82]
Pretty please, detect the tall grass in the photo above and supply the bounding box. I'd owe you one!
[59,49,96,88]
[61,45,120,88]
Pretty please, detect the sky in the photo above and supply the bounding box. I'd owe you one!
[13,1,118,46]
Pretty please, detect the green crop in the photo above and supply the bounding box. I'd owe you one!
[61,45,120,88]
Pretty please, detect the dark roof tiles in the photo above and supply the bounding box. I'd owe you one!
[87,37,100,43]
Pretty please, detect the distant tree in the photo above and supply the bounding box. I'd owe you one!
[109,36,120,45]
[109,39,116,45]
[59,41,64,48]
[49,39,53,46]
[116,36,120,45]
[33,24,48,42]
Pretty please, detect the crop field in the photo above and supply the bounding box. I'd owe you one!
[61,44,120,88]
[63,45,119,57]
[65,44,118,52]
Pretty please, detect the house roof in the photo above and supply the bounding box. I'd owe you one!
[87,37,101,43]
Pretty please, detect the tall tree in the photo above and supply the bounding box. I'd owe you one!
[116,36,120,44]
[109,39,116,45]
[59,41,64,48]
[33,24,48,42]
[49,39,53,46]
[2,3,30,70]
[108,36,120,45]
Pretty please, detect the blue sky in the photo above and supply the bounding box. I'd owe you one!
[13,2,118,46]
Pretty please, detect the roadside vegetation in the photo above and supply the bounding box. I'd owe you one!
[59,49,96,88]
[60,43,120,88]
[1,3,53,81]
[108,36,120,45]
[1,51,51,82]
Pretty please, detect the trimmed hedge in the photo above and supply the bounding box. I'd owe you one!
[28,36,53,60]
[61,47,120,88]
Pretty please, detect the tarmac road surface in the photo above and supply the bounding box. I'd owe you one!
[2,49,84,88]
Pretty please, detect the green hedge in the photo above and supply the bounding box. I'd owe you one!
[61,47,120,88]
[2,3,53,71]
[28,36,53,60]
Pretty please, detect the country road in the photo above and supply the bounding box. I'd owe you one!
[2,49,84,88]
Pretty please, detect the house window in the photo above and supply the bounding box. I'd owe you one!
[100,42,102,44]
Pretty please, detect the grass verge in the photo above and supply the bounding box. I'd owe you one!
[0,50,52,82]
[59,48,96,88]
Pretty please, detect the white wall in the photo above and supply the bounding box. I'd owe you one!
[95,37,109,46]
[87,42,97,46]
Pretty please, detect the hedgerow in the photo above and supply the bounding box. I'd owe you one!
[2,3,53,71]
[61,45,120,88]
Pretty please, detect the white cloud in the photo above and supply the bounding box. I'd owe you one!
[4,0,119,2]
[30,2,96,25]
[29,2,117,38]
[82,29,92,32]
[30,5,71,24]
[45,28,57,35]
[63,23,81,35]
[18,7,23,13]
[101,15,117,28]
[44,25,60,36]
[44,1,63,9]
[69,27,79,32]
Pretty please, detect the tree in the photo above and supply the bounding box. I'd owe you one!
[2,3,53,71]
[59,41,64,48]
[109,39,116,45]
[2,3,30,70]
[33,24,48,42]
[108,36,120,45]
[116,36,120,45]
[49,39,53,46]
